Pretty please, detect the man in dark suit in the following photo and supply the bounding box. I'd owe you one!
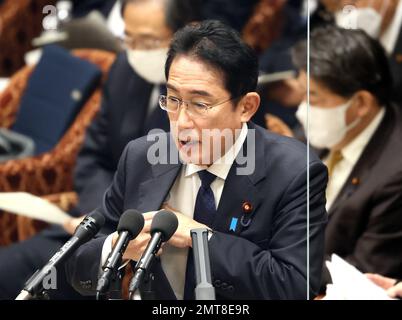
[66,20,328,300]
[318,0,402,105]
[0,0,198,299]
[293,26,402,290]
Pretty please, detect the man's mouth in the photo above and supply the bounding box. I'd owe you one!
[178,137,199,150]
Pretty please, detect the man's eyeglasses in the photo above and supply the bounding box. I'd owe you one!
[159,95,237,119]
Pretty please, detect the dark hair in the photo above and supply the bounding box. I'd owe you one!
[120,0,201,32]
[165,20,259,102]
[292,25,393,106]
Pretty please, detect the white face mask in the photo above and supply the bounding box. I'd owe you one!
[335,7,382,38]
[296,100,361,149]
[127,47,168,84]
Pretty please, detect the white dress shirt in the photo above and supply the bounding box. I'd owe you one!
[100,122,248,299]
[380,0,402,55]
[325,109,385,210]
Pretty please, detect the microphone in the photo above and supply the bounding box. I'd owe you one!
[191,228,216,300]
[15,212,105,300]
[128,210,178,299]
[96,209,144,297]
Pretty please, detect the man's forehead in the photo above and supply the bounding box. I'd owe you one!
[166,83,214,97]
[167,56,226,94]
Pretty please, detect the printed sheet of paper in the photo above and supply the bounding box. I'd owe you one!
[0,192,71,225]
[324,254,393,300]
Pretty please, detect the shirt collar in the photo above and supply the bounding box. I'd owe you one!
[341,108,385,165]
[185,122,248,181]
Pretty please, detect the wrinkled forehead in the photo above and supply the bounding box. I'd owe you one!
[167,55,228,97]
[123,0,172,39]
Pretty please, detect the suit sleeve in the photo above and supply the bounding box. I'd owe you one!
[66,141,130,295]
[208,160,328,299]
[344,171,402,277]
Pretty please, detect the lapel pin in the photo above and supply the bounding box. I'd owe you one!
[240,201,253,228]
[351,177,360,185]
[395,54,402,63]
[229,217,238,232]
[242,201,253,214]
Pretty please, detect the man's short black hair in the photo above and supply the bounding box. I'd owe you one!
[120,0,201,32]
[165,20,259,102]
[292,25,393,106]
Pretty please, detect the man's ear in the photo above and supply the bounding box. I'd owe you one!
[353,90,377,118]
[239,92,260,122]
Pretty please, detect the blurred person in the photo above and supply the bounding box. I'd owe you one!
[254,1,306,136]
[201,0,259,32]
[0,0,199,300]
[320,0,402,105]
[292,26,402,291]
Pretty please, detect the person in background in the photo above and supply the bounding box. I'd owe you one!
[292,25,402,292]
[0,0,199,300]
[319,0,402,105]
[253,1,307,139]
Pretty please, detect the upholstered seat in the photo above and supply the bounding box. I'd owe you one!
[0,49,115,245]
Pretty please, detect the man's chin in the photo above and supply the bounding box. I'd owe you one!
[178,150,212,166]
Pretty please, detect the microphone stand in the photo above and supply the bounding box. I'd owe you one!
[191,228,216,300]
[96,264,125,300]
[140,272,156,300]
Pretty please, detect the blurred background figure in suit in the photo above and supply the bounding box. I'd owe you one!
[0,0,200,299]
[292,25,402,293]
[315,0,402,106]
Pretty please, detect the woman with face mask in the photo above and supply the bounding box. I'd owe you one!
[292,26,402,294]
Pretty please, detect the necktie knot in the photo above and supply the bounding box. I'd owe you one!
[198,170,216,188]
[327,150,343,178]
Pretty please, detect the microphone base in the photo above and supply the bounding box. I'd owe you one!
[195,285,216,300]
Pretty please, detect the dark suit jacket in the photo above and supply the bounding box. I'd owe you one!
[66,123,328,299]
[72,52,169,216]
[389,25,402,105]
[325,104,402,281]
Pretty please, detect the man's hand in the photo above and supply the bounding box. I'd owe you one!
[265,113,294,137]
[112,211,159,261]
[366,273,402,298]
[162,204,208,248]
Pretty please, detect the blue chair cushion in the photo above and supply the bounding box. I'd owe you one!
[12,45,101,155]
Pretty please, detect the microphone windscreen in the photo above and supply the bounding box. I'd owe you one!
[117,209,145,239]
[151,210,178,241]
[88,211,106,229]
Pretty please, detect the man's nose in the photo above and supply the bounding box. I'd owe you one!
[176,103,194,130]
